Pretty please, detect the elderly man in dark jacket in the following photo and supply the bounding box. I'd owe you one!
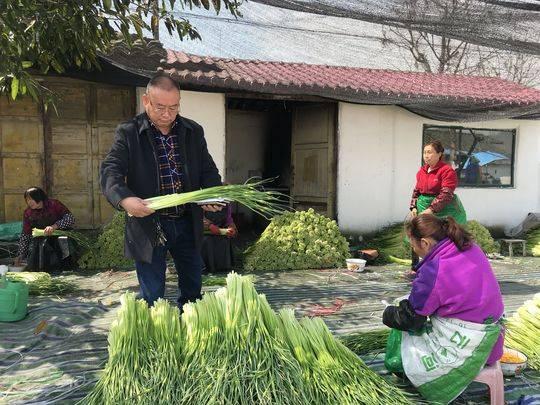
[100,73,222,310]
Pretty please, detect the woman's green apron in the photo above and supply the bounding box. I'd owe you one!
[417,194,467,224]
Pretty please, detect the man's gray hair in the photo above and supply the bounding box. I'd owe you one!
[146,73,180,94]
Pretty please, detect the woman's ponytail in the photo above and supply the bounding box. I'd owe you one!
[407,214,472,251]
[443,217,472,251]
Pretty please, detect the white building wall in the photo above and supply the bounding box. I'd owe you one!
[337,103,540,233]
[136,87,226,177]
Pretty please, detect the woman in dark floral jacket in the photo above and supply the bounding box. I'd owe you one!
[15,187,75,271]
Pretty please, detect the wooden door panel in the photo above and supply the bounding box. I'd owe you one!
[291,104,336,217]
[54,193,93,227]
[97,88,133,121]
[97,125,117,155]
[49,85,89,121]
[0,96,39,117]
[3,158,43,189]
[1,121,42,153]
[0,98,44,222]
[292,146,328,199]
[4,195,27,222]
[51,124,89,154]
[47,82,93,227]
[0,81,135,227]
[51,157,90,192]
[93,86,134,226]
[99,194,115,224]
[292,106,330,144]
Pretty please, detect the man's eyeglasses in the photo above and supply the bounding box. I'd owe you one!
[148,99,179,115]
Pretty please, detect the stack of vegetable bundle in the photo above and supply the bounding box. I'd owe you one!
[365,220,499,265]
[340,329,391,355]
[6,272,76,296]
[243,209,349,271]
[364,223,411,265]
[465,220,499,254]
[78,212,133,269]
[84,273,413,405]
[525,227,540,256]
[505,293,540,370]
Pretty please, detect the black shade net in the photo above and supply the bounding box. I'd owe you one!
[249,0,540,55]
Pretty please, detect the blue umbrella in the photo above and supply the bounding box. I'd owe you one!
[464,151,508,168]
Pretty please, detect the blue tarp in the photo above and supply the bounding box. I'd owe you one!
[464,151,508,168]
[0,221,22,241]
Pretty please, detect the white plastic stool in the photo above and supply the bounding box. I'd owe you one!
[473,361,504,405]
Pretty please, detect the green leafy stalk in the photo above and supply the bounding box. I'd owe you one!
[340,329,391,355]
[83,273,413,405]
[145,180,289,219]
[32,228,92,249]
[505,294,540,370]
[6,272,76,296]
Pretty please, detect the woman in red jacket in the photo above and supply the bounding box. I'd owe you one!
[409,140,467,267]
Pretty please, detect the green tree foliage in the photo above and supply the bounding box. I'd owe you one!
[0,0,241,103]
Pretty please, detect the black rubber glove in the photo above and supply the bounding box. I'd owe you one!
[383,299,427,331]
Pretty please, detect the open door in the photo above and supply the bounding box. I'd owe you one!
[290,104,336,218]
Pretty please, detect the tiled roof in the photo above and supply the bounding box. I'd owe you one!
[162,50,540,120]
[99,41,540,120]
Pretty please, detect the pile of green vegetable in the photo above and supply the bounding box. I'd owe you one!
[84,273,412,405]
[201,274,227,286]
[6,272,76,296]
[505,293,540,370]
[525,227,540,257]
[243,209,349,271]
[364,223,411,265]
[340,329,391,355]
[365,220,499,265]
[78,212,133,270]
[465,220,499,254]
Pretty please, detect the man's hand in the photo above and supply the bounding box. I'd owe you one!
[421,208,434,216]
[226,227,237,238]
[410,208,418,218]
[120,197,155,217]
[208,224,221,236]
[201,204,224,212]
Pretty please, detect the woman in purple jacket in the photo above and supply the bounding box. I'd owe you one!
[383,214,504,365]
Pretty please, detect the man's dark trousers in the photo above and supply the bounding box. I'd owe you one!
[135,216,203,311]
